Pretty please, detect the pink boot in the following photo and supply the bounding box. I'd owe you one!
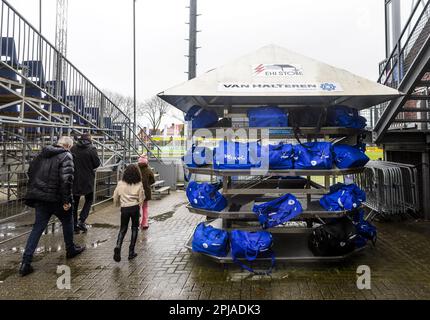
[140,201,149,229]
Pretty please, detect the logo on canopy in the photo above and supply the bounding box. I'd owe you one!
[320,83,337,92]
[253,64,303,76]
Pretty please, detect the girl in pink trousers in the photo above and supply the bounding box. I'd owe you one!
[137,155,155,230]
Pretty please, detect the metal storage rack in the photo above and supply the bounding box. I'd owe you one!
[183,123,367,262]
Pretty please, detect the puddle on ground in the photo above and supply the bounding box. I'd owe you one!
[89,223,117,229]
[0,224,16,231]
[0,268,16,282]
[4,245,63,255]
[173,201,189,211]
[0,233,14,239]
[91,239,109,248]
[150,211,175,222]
[149,201,188,222]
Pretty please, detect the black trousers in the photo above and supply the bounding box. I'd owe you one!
[23,202,75,264]
[116,205,140,252]
[120,205,140,231]
[73,192,94,227]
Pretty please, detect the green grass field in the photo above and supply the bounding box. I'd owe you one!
[366,149,384,161]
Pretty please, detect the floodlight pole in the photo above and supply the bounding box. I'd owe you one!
[39,0,42,33]
[188,0,198,80]
[133,0,137,147]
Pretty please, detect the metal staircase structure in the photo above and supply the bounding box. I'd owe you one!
[373,0,430,140]
[0,0,161,219]
[372,0,430,219]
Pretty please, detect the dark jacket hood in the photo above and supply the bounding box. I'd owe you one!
[41,145,68,158]
[77,139,92,148]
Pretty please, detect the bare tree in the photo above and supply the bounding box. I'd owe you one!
[104,90,134,121]
[139,96,171,135]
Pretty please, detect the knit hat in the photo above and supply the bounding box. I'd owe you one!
[138,155,148,165]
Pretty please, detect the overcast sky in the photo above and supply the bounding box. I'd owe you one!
[6,0,415,126]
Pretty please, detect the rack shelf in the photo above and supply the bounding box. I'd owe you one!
[192,126,367,138]
[185,225,366,263]
[187,200,356,221]
[186,165,364,177]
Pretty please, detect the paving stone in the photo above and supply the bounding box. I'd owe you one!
[1,191,430,299]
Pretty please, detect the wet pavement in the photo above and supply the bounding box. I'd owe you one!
[0,190,430,300]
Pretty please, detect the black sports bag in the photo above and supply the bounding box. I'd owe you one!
[308,217,357,256]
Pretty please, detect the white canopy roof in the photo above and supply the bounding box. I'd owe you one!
[158,44,401,114]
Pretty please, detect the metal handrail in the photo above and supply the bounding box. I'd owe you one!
[137,124,163,154]
[378,0,430,86]
[0,0,162,162]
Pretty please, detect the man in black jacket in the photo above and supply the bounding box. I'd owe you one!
[71,134,101,233]
[20,137,85,277]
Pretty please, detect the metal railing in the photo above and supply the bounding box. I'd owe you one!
[353,161,420,219]
[0,159,125,221]
[0,0,158,162]
[378,0,430,88]
[0,0,166,219]
[372,0,430,129]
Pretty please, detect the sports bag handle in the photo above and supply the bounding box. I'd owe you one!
[257,210,284,230]
[233,250,276,275]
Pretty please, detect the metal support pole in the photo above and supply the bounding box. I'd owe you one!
[39,0,43,66]
[133,0,137,147]
[386,0,402,57]
[422,151,430,220]
[188,0,197,80]
[39,0,42,33]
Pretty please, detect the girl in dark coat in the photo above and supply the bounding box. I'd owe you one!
[138,155,155,229]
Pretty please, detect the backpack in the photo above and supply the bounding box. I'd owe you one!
[269,142,294,169]
[231,230,275,275]
[319,183,366,211]
[192,223,229,257]
[326,105,367,129]
[213,141,262,170]
[293,142,333,169]
[333,144,370,169]
[308,217,357,256]
[253,194,303,229]
[184,105,219,129]
[288,107,327,127]
[247,105,288,127]
[186,181,228,212]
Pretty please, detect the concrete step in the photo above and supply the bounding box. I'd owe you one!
[152,186,171,199]
[176,183,185,190]
[151,180,165,189]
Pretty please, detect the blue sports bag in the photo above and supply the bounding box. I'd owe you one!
[320,183,366,211]
[185,105,219,129]
[186,181,228,212]
[253,194,303,229]
[333,144,370,169]
[294,142,333,169]
[183,145,211,168]
[213,141,262,170]
[326,105,367,129]
[353,210,377,248]
[192,223,229,257]
[269,142,294,169]
[231,230,275,275]
[247,105,288,127]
